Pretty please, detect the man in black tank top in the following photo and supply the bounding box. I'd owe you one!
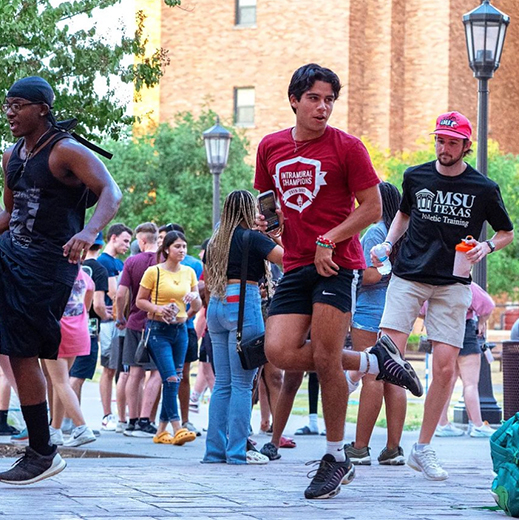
[0,76,122,485]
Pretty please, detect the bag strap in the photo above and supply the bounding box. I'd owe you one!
[236,229,251,348]
[149,266,160,322]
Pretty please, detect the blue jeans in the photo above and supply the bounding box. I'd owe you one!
[147,321,188,423]
[203,283,264,464]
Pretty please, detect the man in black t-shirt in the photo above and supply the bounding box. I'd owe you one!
[69,233,110,414]
[371,111,514,481]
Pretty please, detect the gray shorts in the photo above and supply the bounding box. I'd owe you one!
[122,328,157,370]
[380,275,472,348]
[100,321,124,370]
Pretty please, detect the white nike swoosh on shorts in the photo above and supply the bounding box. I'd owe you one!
[322,291,336,296]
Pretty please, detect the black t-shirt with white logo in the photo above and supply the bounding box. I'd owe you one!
[394,161,513,285]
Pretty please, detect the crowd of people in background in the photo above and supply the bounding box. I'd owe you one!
[0,66,514,502]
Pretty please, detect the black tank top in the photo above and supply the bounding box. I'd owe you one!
[0,130,89,286]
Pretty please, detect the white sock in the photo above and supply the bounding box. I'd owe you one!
[309,414,318,431]
[416,443,429,451]
[367,353,380,374]
[326,440,346,462]
[358,352,380,374]
[190,391,200,402]
[74,425,87,435]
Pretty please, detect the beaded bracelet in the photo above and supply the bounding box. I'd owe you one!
[316,235,336,250]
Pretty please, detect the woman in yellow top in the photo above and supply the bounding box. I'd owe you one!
[136,231,202,445]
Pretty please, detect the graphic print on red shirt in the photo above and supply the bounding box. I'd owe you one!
[254,126,380,273]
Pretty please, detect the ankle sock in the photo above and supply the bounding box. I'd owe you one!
[416,443,429,451]
[138,417,150,426]
[190,391,200,402]
[326,440,346,462]
[129,417,138,426]
[22,401,53,456]
[309,413,318,431]
[358,352,380,374]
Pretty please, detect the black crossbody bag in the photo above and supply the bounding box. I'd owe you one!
[236,230,268,370]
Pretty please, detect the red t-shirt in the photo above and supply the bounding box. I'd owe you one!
[254,126,380,273]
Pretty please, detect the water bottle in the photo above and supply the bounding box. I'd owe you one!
[373,243,392,275]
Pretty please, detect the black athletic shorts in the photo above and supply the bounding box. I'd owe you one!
[70,336,99,380]
[268,264,362,316]
[0,251,72,359]
[184,328,198,364]
[199,331,213,365]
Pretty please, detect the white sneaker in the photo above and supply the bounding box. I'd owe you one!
[64,426,96,447]
[115,421,127,434]
[49,426,64,446]
[470,421,495,438]
[101,414,117,431]
[434,423,464,437]
[407,444,448,481]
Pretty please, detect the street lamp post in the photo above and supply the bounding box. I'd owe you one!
[203,117,233,229]
[453,0,510,425]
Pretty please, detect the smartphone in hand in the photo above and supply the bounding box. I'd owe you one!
[258,190,280,233]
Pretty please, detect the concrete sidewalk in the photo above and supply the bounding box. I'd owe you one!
[0,381,505,520]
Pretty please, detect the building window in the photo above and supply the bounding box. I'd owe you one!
[235,0,256,26]
[234,87,255,126]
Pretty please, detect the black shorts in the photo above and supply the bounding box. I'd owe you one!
[184,328,198,364]
[460,319,482,357]
[70,336,99,380]
[268,264,362,316]
[199,331,213,364]
[122,328,157,370]
[0,251,72,359]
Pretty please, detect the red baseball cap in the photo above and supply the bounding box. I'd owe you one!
[431,111,472,140]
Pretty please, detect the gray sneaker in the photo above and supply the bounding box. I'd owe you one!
[345,442,371,465]
[182,421,202,437]
[378,446,405,465]
[64,426,96,447]
[0,446,66,485]
[407,443,448,480]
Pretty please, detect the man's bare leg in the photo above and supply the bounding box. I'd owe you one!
[311,304,350,443]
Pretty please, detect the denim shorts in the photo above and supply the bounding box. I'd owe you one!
[352,287,387,333]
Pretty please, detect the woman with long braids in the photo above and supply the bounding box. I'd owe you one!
[202,190,283,464]
[136,231,201,445]
[345,182,408,466]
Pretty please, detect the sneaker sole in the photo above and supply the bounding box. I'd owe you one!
[407,457,448,481]
[131,431,156,438]
[64,436,97,448]
[434,432,465,437]
[379,456,405,466]
[0,456,67,485]
[123,430,135,437]
[376,336,424,397]
[305,464,355,500]
[349,456,371,466]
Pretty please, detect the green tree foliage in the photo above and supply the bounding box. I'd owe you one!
[364,139,519,298]
[0,0,179,142]
[102,110,254,251]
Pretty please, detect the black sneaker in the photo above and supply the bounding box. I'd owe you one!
[131,421,157,438]
[123,423,135,437]
[369,335,423,397]
[0,446,66,485]
[260,442,281,461]
[304,454,355,499]
[0,423,20,436]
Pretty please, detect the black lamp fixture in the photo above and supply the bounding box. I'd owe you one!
[463,0,510,79]
[203,117,233,228]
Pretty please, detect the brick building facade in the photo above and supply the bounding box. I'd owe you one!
[135,0,519,156]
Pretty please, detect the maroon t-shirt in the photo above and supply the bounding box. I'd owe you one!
[119,251,157,331]
[254,126,380,273]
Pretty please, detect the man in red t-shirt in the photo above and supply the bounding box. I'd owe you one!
[255,63,423,500]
